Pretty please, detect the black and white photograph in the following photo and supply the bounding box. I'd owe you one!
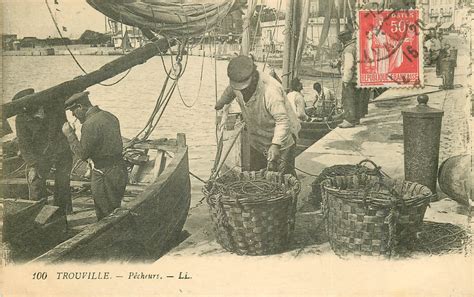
[1,0,472,296]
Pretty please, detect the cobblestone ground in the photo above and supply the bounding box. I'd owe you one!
[437,34,472,162]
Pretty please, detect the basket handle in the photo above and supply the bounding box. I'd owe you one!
[358,159,391,179]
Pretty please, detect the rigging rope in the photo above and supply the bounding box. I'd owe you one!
[262,0,283,72]
[45,0,132,87]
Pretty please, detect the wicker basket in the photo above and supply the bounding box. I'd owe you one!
[321,175,432,257]
[310,159,388,208]
[204,170,300,255]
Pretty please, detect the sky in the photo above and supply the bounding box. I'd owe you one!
[2,0,284,39]
[3,0,118,39]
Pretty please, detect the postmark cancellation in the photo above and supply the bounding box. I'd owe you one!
[357,9,424,88]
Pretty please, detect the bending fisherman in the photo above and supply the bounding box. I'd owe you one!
[14,88,73,213]
[215,55,300,175]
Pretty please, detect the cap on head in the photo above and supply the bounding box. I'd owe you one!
[65,91,90,110]
[12,88,35,101]
[12,88,38,114]
[313,82,321,91]
[338,30,353,42]
[290,77,301,91]
[227,55,255,90]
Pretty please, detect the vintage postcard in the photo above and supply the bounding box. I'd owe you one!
[1,0,472,296]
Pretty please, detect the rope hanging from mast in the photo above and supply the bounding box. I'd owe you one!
[45,0,133,87]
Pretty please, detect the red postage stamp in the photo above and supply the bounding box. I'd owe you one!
[357,9,423,88]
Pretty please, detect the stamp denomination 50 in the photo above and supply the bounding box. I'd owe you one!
[357,9,423,88]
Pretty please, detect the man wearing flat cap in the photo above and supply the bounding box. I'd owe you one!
[215,55,300,175]
[338,29,361,128]
[14,88,73,213]
[62,91,128,220]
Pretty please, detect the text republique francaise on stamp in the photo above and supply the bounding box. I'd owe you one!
[357,9,423,88]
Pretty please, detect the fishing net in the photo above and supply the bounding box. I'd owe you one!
[414,221,472,255]
[86,0,239,38]
[212,179,286,203]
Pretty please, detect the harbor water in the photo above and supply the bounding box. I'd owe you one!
[2,54,340,207]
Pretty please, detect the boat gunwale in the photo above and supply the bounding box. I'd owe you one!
[31,135,190,263]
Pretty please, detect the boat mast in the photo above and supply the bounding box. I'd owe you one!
[241,0,257,55]
[239,0,257,171]
[282,0,307,89]
[282,0,295,90]
[294,0,310,78]
[319,0,334,48]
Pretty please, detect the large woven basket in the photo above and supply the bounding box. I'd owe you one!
[321,175,432,257]
[204,170,300,255]
[310,159,388,208]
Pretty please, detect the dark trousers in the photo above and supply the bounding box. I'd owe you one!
[27,151,73,213]
[91,162,128,220]
[249,138,297,177]
[342,82,361,124]
[358,88,370,118]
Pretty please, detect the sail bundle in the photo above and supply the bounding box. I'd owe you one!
[86,0,238,38]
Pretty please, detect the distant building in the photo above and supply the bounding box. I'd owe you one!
[260,17,345,53]
[19,37,44,48]
[217,9,244,39]
[428,0,455,24]
[108,20,144,49]
[1,34,18,50]
[453,6,470,29]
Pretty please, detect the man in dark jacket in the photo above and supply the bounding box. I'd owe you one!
[62,91,128,220]
[14,88,73,213]
[338,30,361,128]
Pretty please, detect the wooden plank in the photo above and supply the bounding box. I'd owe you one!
[151,151,166,181]
[3,37,174,118]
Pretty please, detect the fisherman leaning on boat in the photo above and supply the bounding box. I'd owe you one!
[62,91,128,220]
[287,77,309,122]
[215,55,301,175]
[13,88,73,214]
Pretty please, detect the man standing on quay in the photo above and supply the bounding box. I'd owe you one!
[339,30,361,128]
[215,55,300,175]
[62,91,128,220]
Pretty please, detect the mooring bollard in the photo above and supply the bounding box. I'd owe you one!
[440,59,455,89]
[402,94,444,195]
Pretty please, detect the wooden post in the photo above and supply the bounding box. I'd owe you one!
[3,37,174,119]
[282,0,295,90]
[239,0,257,171]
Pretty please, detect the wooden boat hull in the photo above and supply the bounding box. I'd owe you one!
[1,135,191,263]
[1,199,68,262]
[296,116,343,155]
[35,137,191,263]
[299,64,341,78]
